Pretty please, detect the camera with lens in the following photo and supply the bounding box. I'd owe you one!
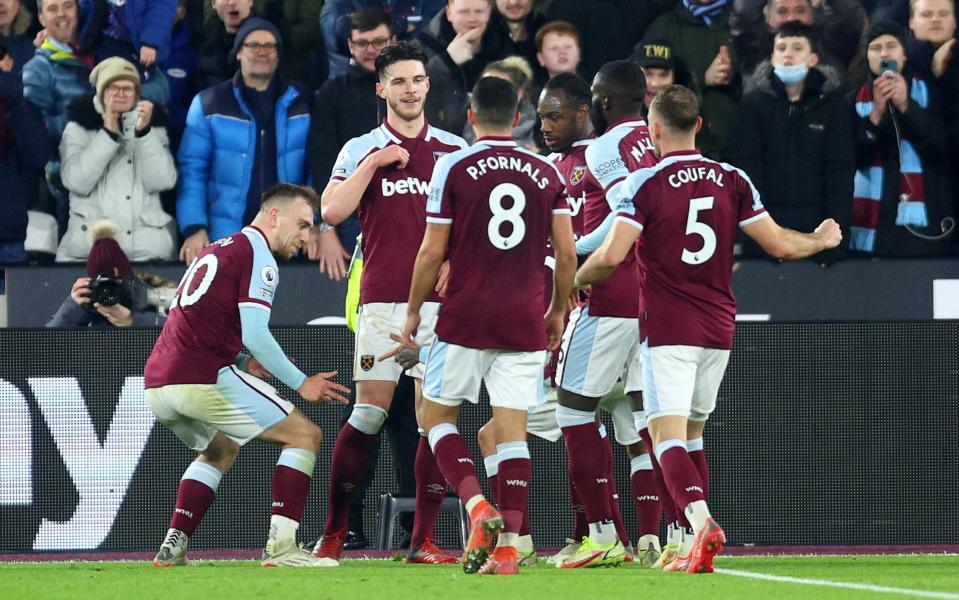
[89,275,177,313]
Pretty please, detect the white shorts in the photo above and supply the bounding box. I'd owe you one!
[556,305,643,397]
[146,365,295,451]
[641,341,730,422]
[599,393,641,446]
[354,301,439,381]
[423,340,546,411]
[526,399,561,442]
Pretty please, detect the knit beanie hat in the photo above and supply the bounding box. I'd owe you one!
[231,17,282,56]
[86,221,134,279]
[863,20,908,52]
[89,57,141,101]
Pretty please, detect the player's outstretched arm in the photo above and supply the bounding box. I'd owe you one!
[320,145,411,225]
[575,211,616,256]
[574,220,641,289]
[402,223,450,347]
[547,214,577,350]
[742,216,843,261]
[239,305,309,391]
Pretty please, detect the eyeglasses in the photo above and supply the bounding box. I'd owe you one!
[106,84,136,96]
[242,41,279,53]
[349,37,391,51]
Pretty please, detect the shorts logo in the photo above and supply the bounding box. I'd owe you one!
[260,266,277,286]
[360,355,375,371]
[570,165,587,185]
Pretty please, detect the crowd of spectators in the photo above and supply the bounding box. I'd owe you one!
[1,0,957,267]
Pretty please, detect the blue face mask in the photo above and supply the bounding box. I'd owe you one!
[773,64,809,86]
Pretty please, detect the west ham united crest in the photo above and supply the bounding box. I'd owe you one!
[360,355,375,371]
[570,166,587,185]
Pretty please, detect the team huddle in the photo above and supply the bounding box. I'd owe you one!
[143,42,842,575]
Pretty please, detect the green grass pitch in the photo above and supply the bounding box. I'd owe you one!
[1,555,957,599]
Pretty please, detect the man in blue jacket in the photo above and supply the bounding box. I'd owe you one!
[176,17,311,264]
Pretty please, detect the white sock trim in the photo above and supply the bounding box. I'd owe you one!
[495,441,530,461]
[483,454,500,478]
[633,410,647,432]
[277,447,316,476]
[654,439,686,462]
[555,404,595,428]
[630,454,653,475]
[686,438,704,452]
[427,422,458,451]
[347,403,388,435]
[182,460,223,491]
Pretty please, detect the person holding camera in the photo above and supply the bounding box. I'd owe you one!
[851,21,955,257]
[47,222,171,327]
[56,56,178,263]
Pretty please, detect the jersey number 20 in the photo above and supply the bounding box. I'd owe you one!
[682,196,717,265]
[488,183,526,250]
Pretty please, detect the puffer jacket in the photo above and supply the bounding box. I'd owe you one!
[728,63,854,263]
[176,72,311,241]
[22,42,92,151]
[57,94,178,262]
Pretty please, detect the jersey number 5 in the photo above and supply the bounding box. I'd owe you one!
[488,182,526,250]
[172,254,219,309]
[682,196,717,265]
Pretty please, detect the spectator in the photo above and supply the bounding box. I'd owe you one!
[729,0,865,90]
[47,222,171,327]
[0,51,48,264]
[415,0,512,133]
[76,0,176,104]
[161,0,197,152]
[177,18,311,264]
[545,0,665,81]
[727,21,854,265]
[530,19,580,102]
[308,6,393,271]
[496,0,545,71]
[57,57,177,262]
[277,0,326,89]
[631,39,692,113]
[0,0,34,69]
[195,0,290,90]
[642,0,740,160]
[851,21,955,257]
[22,0,93,228]
[464,55,540,149]
[907,0,956,78]
[321,0,446,78]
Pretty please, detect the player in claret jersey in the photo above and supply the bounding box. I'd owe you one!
[577,85,842,574]
[145,184,351,568]
[316,41,468,565]
[552,60,663,569]
[399,76,576,576]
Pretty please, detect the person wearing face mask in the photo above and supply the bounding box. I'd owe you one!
[727,21,853,265]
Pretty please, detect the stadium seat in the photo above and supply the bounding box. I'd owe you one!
[375,493,469,551]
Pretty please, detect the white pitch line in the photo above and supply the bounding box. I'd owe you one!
[716,568,959,599]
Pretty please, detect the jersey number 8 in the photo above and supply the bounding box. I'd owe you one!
[488,182,526,250]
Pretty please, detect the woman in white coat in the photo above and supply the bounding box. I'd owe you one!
[57,57,178,262]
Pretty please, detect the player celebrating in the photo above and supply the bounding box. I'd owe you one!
[576,84,842,574]
[552,60,661,569]
[145,183,351,568]
[399,76,576,575]
[316,41,468,565]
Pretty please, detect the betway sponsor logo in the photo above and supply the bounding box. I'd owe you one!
[506,479,527,487]
[382,177,429,197]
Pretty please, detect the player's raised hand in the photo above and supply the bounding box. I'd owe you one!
[814,218,843,249]
[400,311,422,350]
[370,145,411,170]
[297,371,351,404]
[308,227,350,281]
